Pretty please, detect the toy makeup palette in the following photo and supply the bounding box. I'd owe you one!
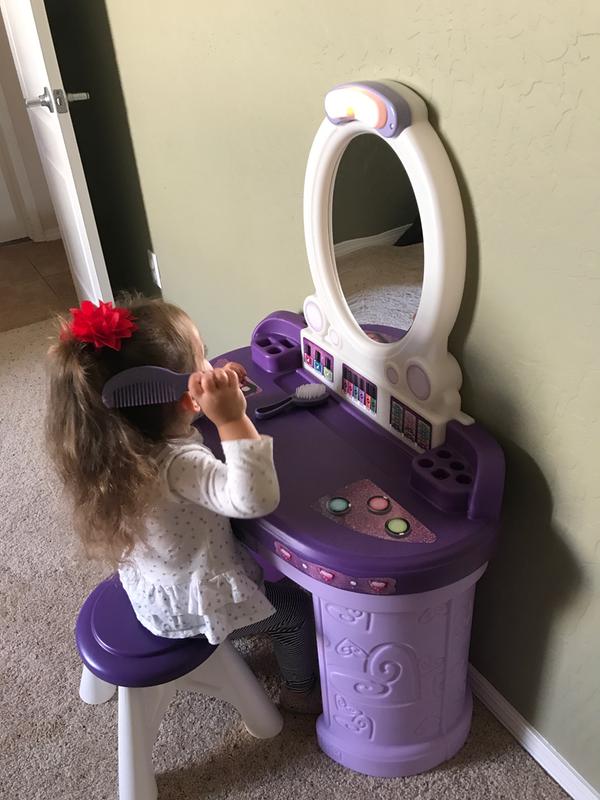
[314,479,436,544]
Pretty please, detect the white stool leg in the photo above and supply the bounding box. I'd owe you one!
[79,665,116,704]
[178,640,283,739]
[118,683,176,800]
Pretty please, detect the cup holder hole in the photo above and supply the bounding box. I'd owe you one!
[256,337,271,347]
[279,338,295,349]
[437,450,451,459]
[450,461,465,471]
[457,474,472,485]
[418,458,434,468]
[266,346,281,355]
[432,469,449,480]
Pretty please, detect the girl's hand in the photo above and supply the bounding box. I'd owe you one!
[188,367,246,427]
[222,361,247,385]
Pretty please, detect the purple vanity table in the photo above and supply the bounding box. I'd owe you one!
[198,311,505,778]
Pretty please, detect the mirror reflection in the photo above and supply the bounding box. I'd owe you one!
[332,134,423,338]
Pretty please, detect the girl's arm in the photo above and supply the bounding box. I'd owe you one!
[168,367,279,517]
[167,438,279,518]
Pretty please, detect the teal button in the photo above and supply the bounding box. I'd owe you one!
[327,496,351,516]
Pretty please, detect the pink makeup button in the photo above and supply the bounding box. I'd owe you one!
[319,569,335,582]
[367,495,392,514]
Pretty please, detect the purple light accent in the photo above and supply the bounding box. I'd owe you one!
[326,81,413,139]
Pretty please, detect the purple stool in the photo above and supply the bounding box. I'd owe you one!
[75,576,283,800]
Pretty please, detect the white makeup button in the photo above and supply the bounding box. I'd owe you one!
[304,297,325,333]
[406,364,431,401]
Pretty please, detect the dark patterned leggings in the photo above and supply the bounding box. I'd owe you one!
[231,581,318,691]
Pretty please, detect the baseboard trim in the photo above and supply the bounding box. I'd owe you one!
[469,665,599,800]
[333,224,411,258]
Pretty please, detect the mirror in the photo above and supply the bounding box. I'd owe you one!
[332,133,423,339]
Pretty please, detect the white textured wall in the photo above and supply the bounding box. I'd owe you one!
[105,0,600,788]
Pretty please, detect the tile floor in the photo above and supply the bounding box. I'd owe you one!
[0,238,78,332]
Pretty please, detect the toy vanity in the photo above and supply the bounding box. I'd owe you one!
[199,80,505,777]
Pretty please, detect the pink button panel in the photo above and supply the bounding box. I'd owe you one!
[273,540,396,594]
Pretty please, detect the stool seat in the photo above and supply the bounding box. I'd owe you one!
[76,575,283,800]
[76,575,217,688]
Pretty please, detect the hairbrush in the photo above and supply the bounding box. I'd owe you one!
[254,383,329,420]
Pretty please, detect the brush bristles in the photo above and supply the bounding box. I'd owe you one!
[295,383,327,400]
[111,381,179,408]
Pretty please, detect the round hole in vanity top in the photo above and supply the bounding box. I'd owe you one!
[266,346,282,354]
[279,339,295,349]
[418,458,434,468]
[437,450,451,459]
[432,468,449,480]
[449,461,465,471]
[457,474,472,485]
[256,337,271,347]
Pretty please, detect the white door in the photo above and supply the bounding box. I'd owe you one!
[0,0,112,302]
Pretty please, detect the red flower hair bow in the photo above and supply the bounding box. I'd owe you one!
[65,300,138,351]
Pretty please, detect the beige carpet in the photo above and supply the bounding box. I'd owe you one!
[0,319,567,800]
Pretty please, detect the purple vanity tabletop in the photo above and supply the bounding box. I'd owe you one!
[198,343,504,595]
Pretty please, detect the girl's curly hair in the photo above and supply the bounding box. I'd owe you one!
[46,296,199,568]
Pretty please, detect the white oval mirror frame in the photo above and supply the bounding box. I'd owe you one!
[302,81,469,449]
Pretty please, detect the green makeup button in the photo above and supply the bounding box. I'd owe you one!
[385,517,410,537]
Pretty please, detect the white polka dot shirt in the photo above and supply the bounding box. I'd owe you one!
[119,429,279,643]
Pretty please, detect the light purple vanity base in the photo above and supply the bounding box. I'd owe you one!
[248,536,484,777]
[313,569,481,777]
[317,692,473,778]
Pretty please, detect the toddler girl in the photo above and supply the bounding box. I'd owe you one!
[46,296,319,713]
